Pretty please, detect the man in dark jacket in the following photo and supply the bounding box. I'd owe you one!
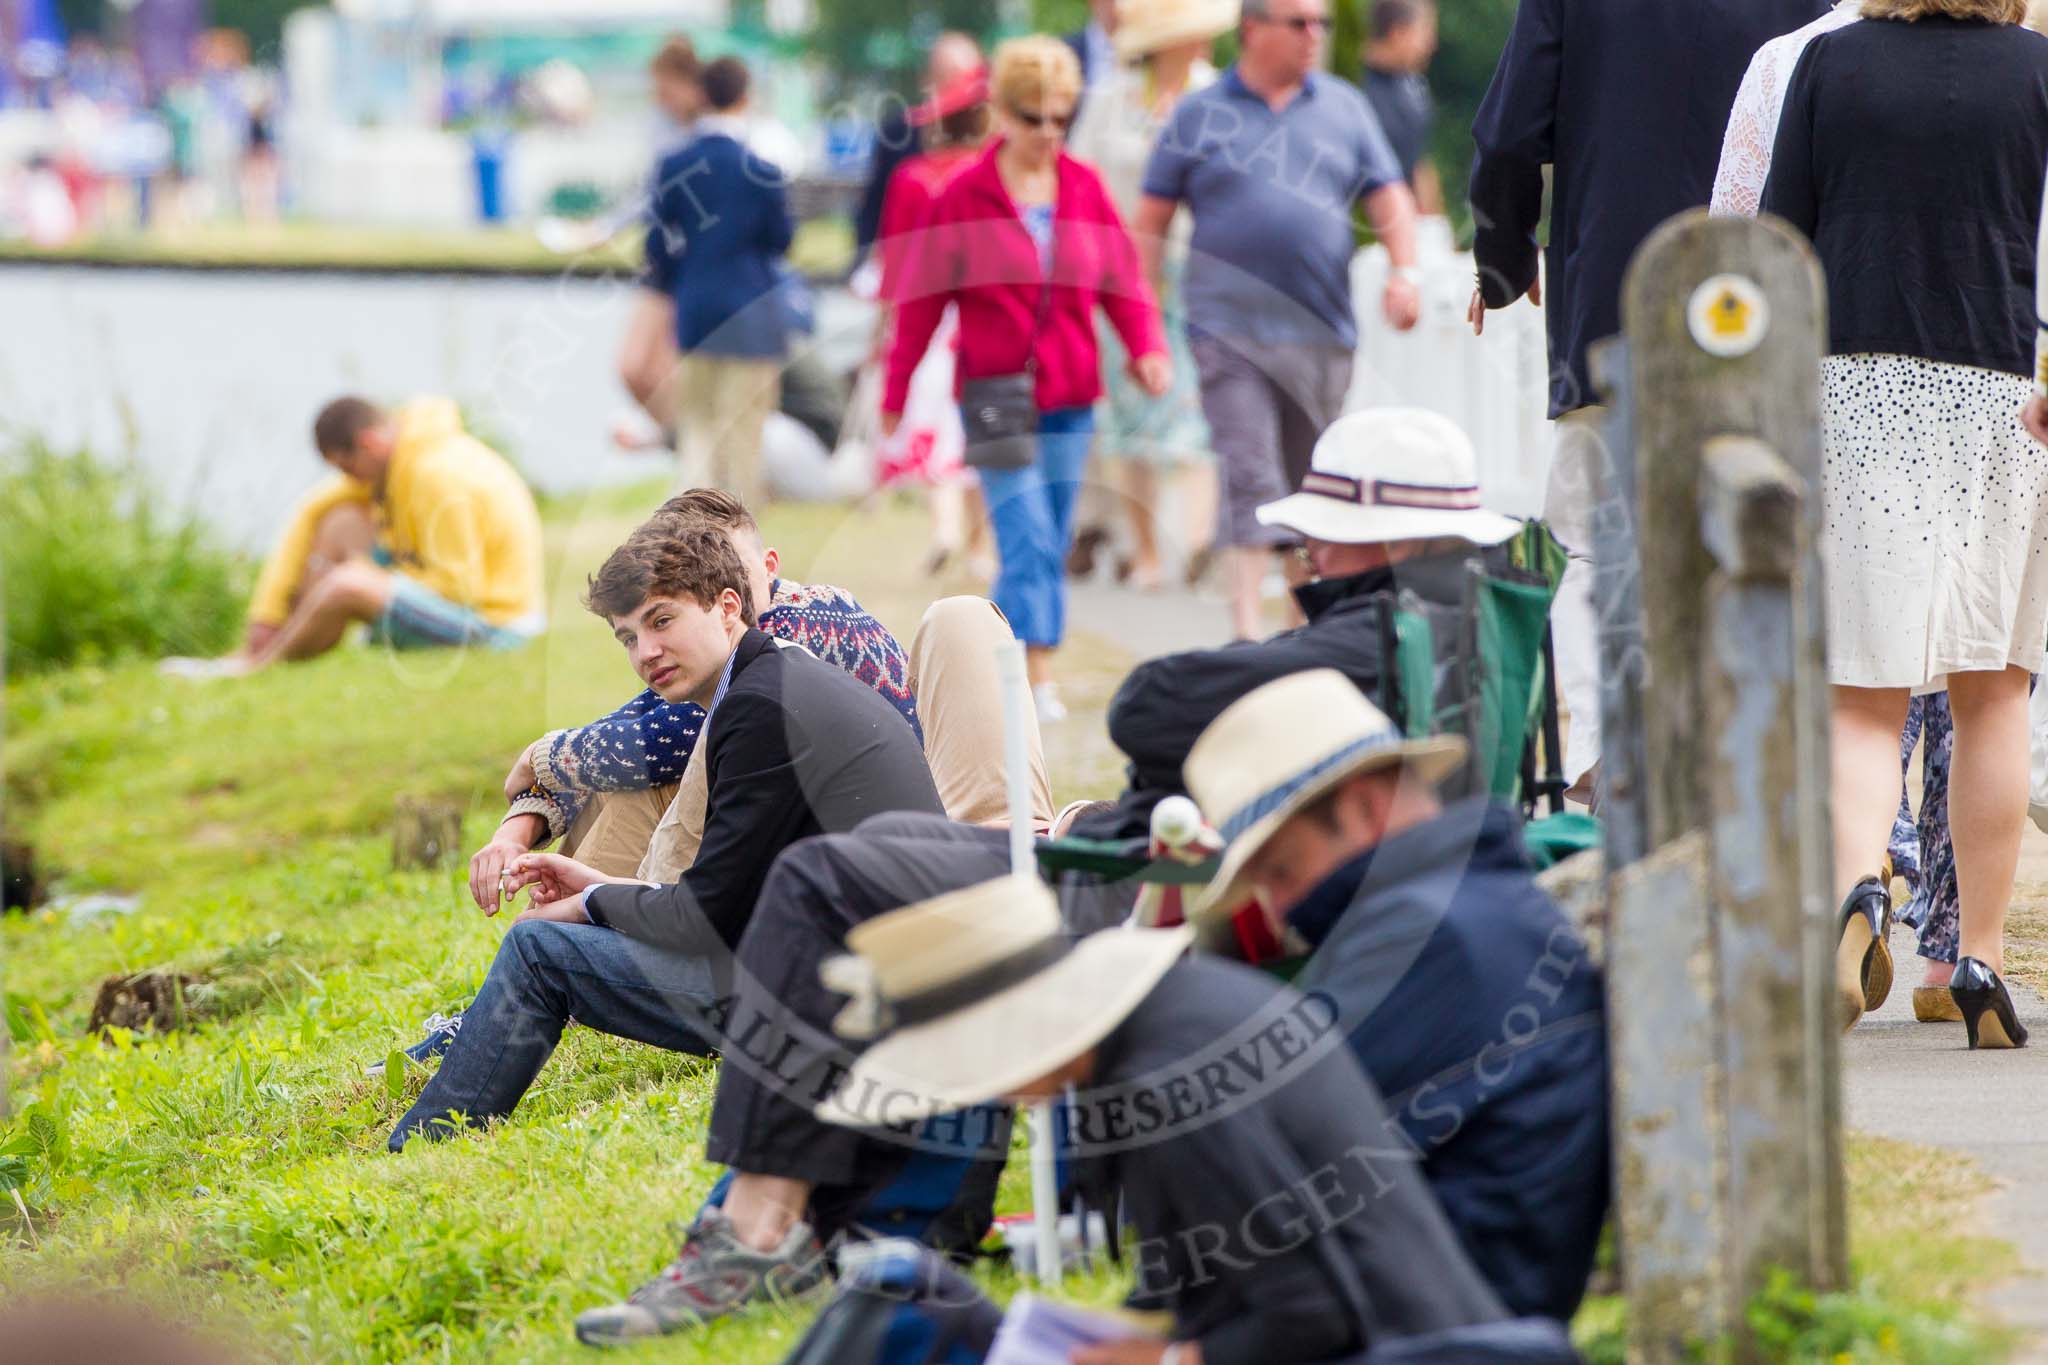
[1081,407,1525,842]
[1466,0,1829,804]
[808,878,1540,1365]
[1185,671,1609,1323]
[388,523,942,1151]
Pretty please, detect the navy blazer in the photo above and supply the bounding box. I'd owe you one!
[645,132,796,359]
[1292,799,1611,1323]
[1470,0,1830,416]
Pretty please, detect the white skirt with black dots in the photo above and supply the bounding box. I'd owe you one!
[1822,354,2048,691]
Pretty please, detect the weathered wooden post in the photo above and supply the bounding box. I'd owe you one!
[393,796,464,872]
[1593,211,1846,1360]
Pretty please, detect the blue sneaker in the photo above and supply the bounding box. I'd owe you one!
[365,1009,465,1077]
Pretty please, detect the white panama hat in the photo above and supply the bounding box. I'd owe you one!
[815,876,1193,1128]
[1183,669,1466,936]
[1256,408,1523,548]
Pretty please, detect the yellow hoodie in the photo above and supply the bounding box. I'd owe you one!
[247,399,545,629]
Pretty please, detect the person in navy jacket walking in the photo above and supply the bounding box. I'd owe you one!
[646,56,794,509]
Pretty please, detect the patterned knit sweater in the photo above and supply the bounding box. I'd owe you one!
[509,579,918,841]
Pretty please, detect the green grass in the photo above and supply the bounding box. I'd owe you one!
[0,218,856,280]
[0,489,2027,1361]
[1,439,250,677]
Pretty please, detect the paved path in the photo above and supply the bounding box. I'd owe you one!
[1846,917,2048,1357]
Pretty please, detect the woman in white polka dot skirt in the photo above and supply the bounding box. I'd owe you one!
[1761,0,2048,1049]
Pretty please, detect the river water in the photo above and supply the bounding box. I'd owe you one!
[0,265,872,552]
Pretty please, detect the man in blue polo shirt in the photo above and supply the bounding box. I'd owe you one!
[1134,0,1421,642]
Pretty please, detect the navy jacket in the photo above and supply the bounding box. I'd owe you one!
[1470,0,1830,416]
[1083,549,1485,842]
[1292,798,1610,1322]
[645,132,795,359]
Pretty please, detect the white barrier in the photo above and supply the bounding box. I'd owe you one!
[1349,224,1555,520]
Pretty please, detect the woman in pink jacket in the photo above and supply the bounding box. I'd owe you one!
[884,35,1170,721]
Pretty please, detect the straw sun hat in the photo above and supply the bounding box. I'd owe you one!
[1256,408,1523,548]
[814,877,1192,1128]
[1114,0,1240,62]
[1184,669,1467,932]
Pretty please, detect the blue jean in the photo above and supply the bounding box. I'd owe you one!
[388,918,720,1150]
[975,408,1095,649]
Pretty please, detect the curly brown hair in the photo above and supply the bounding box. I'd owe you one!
[1859,0,2026,21]
[584,523,757,626]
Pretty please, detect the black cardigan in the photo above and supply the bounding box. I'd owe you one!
[1762,16,2048,376]
[585,630,944,952]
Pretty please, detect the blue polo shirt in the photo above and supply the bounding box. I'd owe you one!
[1142,67,1403,349]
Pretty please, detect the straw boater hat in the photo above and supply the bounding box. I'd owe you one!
[1183,669,1466,932]
[1256,408,1523,548]
[814,877,1192,1128]
[1114,0,1240,61]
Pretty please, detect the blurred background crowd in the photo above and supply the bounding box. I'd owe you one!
[0,0,1523,248]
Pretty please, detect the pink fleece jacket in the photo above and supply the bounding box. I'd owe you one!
[882,143,1167,416]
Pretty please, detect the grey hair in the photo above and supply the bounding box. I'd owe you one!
[1240,0,1273,19]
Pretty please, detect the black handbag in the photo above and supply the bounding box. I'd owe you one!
[959,222,1056,471]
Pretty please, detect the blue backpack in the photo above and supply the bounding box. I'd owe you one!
[779,1239,1002,1365]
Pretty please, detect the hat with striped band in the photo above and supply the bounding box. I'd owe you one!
[1182,669,1466,938]
[1256,408,1522,548]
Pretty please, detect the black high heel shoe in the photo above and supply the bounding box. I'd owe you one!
[1950,957,2029,1050]
[1836,876,1894,1029]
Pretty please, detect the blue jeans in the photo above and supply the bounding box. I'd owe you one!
[388,919,720,1150]
[975,408,1095,649]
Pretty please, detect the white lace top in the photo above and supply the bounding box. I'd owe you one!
[1709,2,1863,219]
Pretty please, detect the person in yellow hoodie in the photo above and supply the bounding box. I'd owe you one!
[173,396,545,676]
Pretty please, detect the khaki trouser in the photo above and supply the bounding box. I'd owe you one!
[560,594,1056,884]
[676,354,782,509]
[909,596,1055,831]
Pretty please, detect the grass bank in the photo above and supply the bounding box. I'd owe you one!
[0,490,2026,1361]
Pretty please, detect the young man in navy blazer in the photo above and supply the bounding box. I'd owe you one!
[646,56,794,509]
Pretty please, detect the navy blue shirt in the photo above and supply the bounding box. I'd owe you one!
[645,131,795,359]
[1143,67,1404,349]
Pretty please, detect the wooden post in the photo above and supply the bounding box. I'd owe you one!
[1600,211,1846,1360]
[392,796,464,872]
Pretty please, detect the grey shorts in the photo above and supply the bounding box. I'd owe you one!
[1191,335,1354,547]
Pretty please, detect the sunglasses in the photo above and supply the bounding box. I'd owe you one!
[1008,106,1074,131]
[1257,13,1333,31]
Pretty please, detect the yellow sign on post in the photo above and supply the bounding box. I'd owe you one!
[1687,273,1772,359]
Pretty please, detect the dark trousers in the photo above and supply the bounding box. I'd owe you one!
[704,811,1139,1238]
[388,919,720,1150]
[704,813,1012,1236]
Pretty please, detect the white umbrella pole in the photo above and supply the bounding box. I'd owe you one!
[997,640,1062,1285]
